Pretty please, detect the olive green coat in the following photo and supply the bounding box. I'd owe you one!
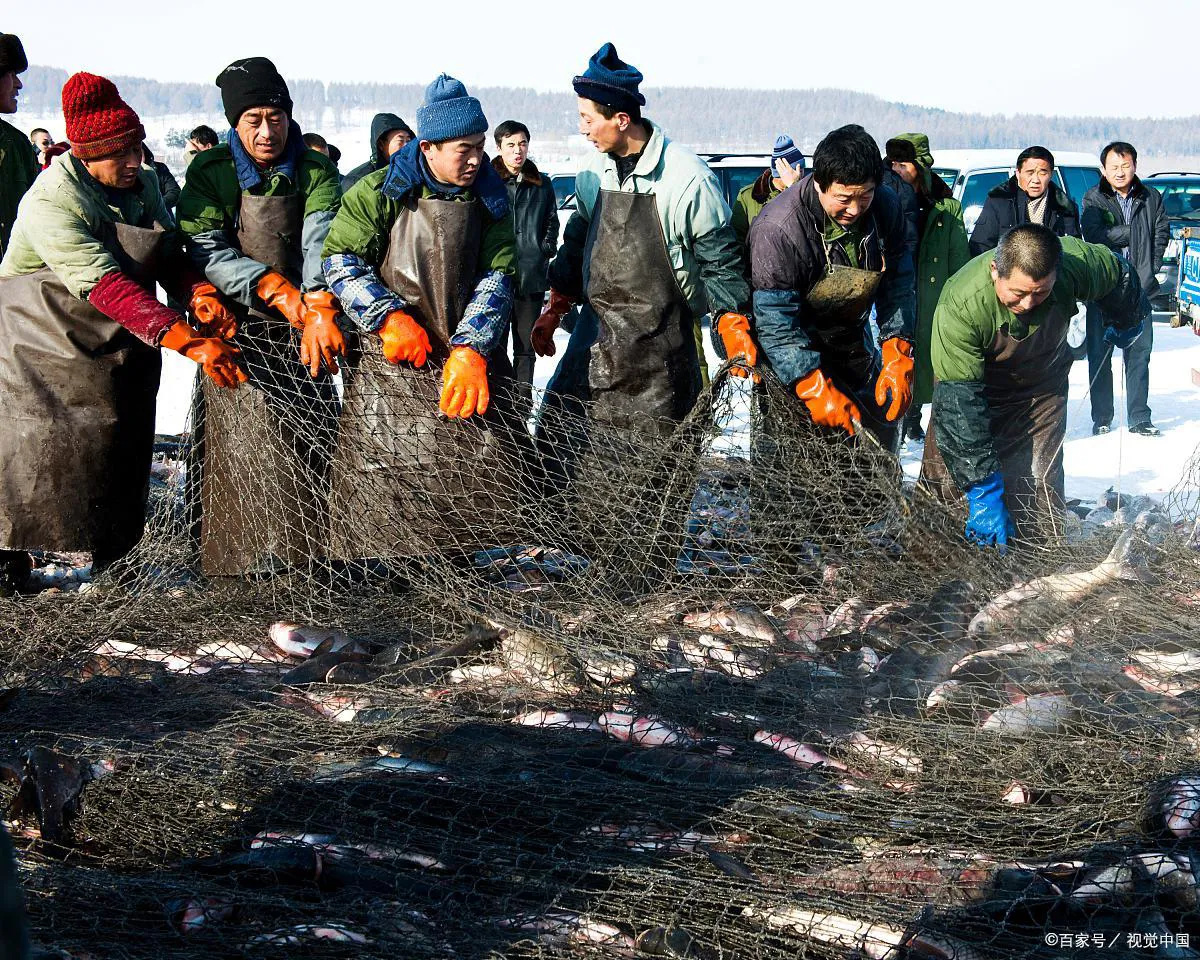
[913,196,970,404]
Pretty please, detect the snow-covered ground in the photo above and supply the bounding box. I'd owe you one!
[157,319,1200,510]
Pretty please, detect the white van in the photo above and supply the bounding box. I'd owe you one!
[931,149,1102,236]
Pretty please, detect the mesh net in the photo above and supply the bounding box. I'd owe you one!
[5,344,1200,960]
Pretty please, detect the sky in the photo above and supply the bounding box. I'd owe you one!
[7,0,1192,119]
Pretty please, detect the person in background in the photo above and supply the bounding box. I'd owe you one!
[142,143,181,210]
[303,131,329,156]
[731,134,805,252]
[1081,140,1168,437]
[883,133,970,443]
[29,127,53,165]
[327,143,341,168]
[185,124,219,164]
[342,113,415,192]
[493,119,558,420]
[0,32,37,256]
[969,146,1080,256]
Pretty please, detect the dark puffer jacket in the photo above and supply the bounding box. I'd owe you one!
[341,112,414,192]
[969,175,1080,256]
[1081,177,1169,296]
[493,155,558,297]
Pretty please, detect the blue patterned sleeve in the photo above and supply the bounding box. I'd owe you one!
[321,253,405,333]
[449,269,514,355]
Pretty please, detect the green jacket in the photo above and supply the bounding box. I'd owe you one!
[0,152,177,299]
[731,170,782,252]
[913,195,971,404]
[0,117,40,257]
[176,140,341,305]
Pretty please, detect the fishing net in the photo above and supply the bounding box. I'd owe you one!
[4,345,1200,960]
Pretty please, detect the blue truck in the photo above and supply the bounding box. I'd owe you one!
[1174,227,1200,332]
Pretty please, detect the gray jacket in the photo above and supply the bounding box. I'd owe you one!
[494,156,558,297]
[1081,177,1169,296]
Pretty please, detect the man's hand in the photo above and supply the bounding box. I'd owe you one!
[255,272,306,330]
[874,337,915,421]
[964,471,1016,551]
[299,290,346,377]
[379,310,432,367]
[716,312,759,381]
[440,346,489,419]
[773,157,802,189]
[160,320,248,389]
[532,289,574,356]
[794,368,861,435]
[188,282,238,340]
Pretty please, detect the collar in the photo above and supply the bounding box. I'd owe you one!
[602,119,665,182]
[382,139,509,219]
[751,168,778,204]
[70,153,145,206]
[492,155,543,186]
[1099,176,1145,201]
[228,119,306,190]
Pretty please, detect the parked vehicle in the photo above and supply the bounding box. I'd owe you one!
[1172,226,1200,333]
[1144,173,1200,317]
[698,153,775,208]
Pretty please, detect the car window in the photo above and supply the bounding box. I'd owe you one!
[933,167,958,189]
[1060,166,1101,204]
[961,170,1009,212]
[550,175,576,208]
[1153,180,1200,220]
[723,167,766,206]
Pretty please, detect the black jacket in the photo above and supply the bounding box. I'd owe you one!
[494,156,559,297]
[341,112,414,193]
[140,146,181,211]
[1081,177,1169,296]
[968,175,1080,256]
[880,167,920,261]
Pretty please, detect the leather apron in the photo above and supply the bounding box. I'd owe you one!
[327,195,528,560]
[0,221,167,563]
[195,191,339,575]
[584,190,700,437]
[922,313,1070,542]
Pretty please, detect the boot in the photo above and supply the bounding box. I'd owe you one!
[903,406,925,442]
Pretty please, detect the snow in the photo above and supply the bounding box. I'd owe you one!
[156,319,1200,510]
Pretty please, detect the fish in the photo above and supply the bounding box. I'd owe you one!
[8,747,103,846]
[579,649,640,686]
[1134,851,1200,912]
[498,910,635,950]
[510,709,604,733]
[279,651,371,686]
[312,755,449,782]
[380,624,502,684]
[165,897,235,934]
[194,641,286,664]
[980,693,1075,734]
[653,634,767,679]
[1130,642,1200,676]
[598,711,699,749]
[1157,776,1200,838]
[752,731,850,772]
[968,530,1150,636]
[1068,862,1138,906]
[268,622,360,658]
[498,627,584,693]
[740,904,982,960]
[831,732,922,777]
[635,925,713,959]
[803,853,1048,907]
[89,639,209,675]
[247,924,370,946]
[683,604,782,644]
[825,599,867,635]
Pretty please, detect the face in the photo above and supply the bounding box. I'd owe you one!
[1017,159,1053,199]
[577,97,627,154]
[382,129,412,158]
[32,131,52,154]
[499,134,529,174]
[82,143,144,189]
[991,262,1056,315]
[890,160,919,187]
[236,107,289,164]
[817,180,876,227]
[1104,150,1137,192]
[0,71,21,114]
[421,134,486,187]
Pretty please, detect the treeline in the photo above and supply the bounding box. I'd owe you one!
[21,66,1200,156]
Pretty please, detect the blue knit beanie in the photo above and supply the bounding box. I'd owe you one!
[772,135,805,170]
[572,42,645,113]
[416,74,488,143]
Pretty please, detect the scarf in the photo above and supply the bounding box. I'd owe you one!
[1026,192,1048,226]
[381,138,508,219]
[228,119,306,191]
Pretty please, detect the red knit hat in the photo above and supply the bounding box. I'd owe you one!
[61,72,145,161]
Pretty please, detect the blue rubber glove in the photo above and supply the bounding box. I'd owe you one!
[964,471,1016,551]
[1104,319,1143,350]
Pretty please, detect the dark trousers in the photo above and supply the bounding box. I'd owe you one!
[510,295,541,421]
[1085,303,1153,429]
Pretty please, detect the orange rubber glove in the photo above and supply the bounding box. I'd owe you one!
[874,337,915,422]
[531,289,574,357]
[299,290,347,378]
[160,320,248,389]
[716,312,759,381]
[379,310,432,367]
[795,368,861,436]
[188,282,239,340]
[439,346,489,419]
[255,271,306,330]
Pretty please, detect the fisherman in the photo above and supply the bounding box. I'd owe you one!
[176,57,345,576]
[341,112,415,191]
[0,72,245,590]
[883,133,970,443]
[321,74,529,561]
[0,32,37,255]
[532,42,751,437]
[748,124,916,449]
[921,224,1148,548]
[731,134,805,253]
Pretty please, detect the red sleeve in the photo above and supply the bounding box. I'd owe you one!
[87,270,182,345]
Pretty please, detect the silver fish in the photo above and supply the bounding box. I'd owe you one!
[268,622,360,658]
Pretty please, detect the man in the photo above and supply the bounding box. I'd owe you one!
[884,133,971,443]
[29,127,53,165]
[142,143,181,210]
[921,225,1147,548]
[969,146,1080,256]
[302,132,330,156]
[731,135,805,251]
[1081,141,1168,437]
[493,119,558,419]
[342,112,415,192]
[185,125,219,163]
[533,43,750,437]
[748,124,916,449]
[0,33,37,256]
[177,56,345,576]
[0,72,245,590]
[321,74,527,560]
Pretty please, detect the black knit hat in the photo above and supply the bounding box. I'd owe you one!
[0,34,28,76]
[216,57,293,128]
